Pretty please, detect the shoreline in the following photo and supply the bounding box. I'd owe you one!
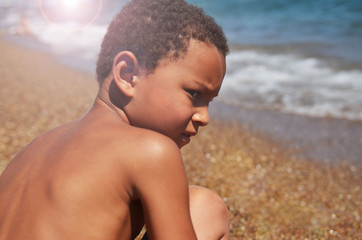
[210,101,362,165]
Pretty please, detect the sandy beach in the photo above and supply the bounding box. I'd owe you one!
[0,38,361,239]
[210,101,362,165]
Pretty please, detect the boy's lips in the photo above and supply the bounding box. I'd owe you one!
[181,132,196,145]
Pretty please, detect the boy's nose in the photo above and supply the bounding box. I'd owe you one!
[192,106,209,127]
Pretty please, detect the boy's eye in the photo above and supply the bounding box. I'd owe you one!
[186,90,200,99]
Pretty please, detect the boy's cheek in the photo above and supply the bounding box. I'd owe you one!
[159,109,192,131]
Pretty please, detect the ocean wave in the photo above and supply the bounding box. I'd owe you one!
[220,50,362,120]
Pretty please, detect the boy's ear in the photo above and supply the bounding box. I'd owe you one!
[112,51,140,97]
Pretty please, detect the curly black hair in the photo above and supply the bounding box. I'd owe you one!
[96,0,229,84]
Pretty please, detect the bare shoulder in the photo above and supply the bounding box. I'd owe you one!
[125,128,182,165]
[113,126,185,185]
[74,117,186,186]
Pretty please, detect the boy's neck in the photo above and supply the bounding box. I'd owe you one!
[95,76,130,124]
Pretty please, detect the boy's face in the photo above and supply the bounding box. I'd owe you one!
[127,40,226,148]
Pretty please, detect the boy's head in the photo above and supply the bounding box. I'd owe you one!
[96,0,229,84]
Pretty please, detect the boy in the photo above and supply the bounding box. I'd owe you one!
[0,0,230,239]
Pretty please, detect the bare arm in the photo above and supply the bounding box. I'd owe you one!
[129,134,197,240]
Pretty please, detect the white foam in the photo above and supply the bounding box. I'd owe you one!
[27,19,107,61]
[220,51,362,120]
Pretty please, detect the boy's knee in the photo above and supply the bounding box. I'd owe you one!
[189,185,229,219]
[189,185,230,239]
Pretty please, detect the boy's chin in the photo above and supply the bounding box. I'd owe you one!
[157,133,190,149]
[178,135,191,148]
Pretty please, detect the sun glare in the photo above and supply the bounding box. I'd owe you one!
[61,0,80,10]
[39,0,103,30]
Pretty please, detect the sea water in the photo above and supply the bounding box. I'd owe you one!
[189,0,362,120]
[1,0,362,121]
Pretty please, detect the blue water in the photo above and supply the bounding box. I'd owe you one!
[1,0,362,120]
[188,0,362,63]
[1,0,361,62]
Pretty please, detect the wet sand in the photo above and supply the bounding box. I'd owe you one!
[1,38,360,239]
[210,101,362,165]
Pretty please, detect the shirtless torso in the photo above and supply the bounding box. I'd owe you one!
[0,101,191,240]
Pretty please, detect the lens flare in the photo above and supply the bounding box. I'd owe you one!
[61,0,79,10]
[39,0,103,30]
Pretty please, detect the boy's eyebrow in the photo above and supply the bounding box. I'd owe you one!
[193,79,220,95]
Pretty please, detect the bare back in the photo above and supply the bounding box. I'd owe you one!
[0,99,196,240]
[0,104,147,240]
